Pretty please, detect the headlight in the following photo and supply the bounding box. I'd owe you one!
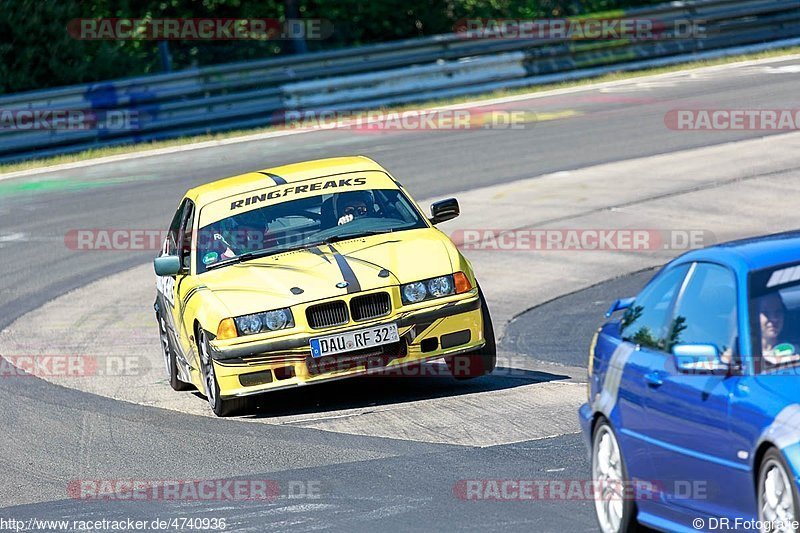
[403,282,427,304]
[402,274,461,304]
[234,308,294,336]
[237,314,262,335]
[263,309,290,331]
[427,276,453,297]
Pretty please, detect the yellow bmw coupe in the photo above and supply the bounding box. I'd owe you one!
[153,156,495,416]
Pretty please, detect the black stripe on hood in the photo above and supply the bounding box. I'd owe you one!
[328,244,361,293]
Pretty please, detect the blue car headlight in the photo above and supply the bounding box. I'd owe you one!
[402,275,455,304]
[234,308,294,335]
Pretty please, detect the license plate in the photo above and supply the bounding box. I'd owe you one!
[310,323,399,358]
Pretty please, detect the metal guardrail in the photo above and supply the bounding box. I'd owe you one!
[1,0,798,163]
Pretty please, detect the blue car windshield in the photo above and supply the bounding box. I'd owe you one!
[195,188,427,273]
[749,261,800,372]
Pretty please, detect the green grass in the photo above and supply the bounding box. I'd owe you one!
[2,44,799,176]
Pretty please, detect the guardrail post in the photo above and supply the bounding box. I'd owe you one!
[158,41,173,73]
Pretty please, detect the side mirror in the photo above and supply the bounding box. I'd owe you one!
[606,297,635,317]
[430,198,460,224]
[673,343,728,374]
[154,255,182,277]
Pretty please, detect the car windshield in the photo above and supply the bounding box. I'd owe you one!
[195,188,427,273]
[750,261,800,372]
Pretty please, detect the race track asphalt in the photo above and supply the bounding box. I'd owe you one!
[1,56,799,531]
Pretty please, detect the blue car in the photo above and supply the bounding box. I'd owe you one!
[579,232,800,533]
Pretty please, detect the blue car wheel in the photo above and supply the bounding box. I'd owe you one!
[758,448,799,529]
[592,418,640,533]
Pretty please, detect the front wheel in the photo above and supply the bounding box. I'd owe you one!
[446,286,496,380]
[758,448,799,531]
[591,419,640,533]
[197,329,249,417]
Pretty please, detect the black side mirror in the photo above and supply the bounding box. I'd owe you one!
[430,198,460,225]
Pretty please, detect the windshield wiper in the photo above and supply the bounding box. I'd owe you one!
[322,229,394,244]
[205,246,301,270]
[206,231,395,269]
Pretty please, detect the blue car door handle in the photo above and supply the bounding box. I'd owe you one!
[644,371,664,388]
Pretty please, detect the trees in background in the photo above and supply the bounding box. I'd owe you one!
[0,0,664,94]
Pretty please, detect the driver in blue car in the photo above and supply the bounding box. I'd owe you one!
[335,190,377,226]
[757,292,796,364]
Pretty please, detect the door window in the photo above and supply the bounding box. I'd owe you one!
[668,263,738,355]
[621,265,690,351]
[177,200,195,270]
[163,203,184,256]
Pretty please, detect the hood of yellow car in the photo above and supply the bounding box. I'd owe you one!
[197,228,458,315]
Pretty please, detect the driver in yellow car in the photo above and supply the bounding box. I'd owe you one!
[335,190,376,225]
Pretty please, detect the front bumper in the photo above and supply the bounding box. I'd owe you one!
[209,292,485,398]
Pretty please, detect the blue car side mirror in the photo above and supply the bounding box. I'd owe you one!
[606,297,635,318]
[673,343,729,374]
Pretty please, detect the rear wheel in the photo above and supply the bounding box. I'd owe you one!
[758,448,799,531]
[591,419,640,533]
[197,329,249,417]
[446,286,496,380]
[157,314,192,391]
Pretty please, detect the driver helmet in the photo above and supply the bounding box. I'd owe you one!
[333,190,376,219]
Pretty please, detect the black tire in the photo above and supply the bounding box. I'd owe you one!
[197,329,250,417]
[591,418,640,533]
[157,313,193,391]
[758,448,799,528]
[446,285,497,380]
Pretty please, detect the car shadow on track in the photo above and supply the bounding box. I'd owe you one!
[222,362,570,419]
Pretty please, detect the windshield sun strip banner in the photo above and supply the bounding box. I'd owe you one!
[199,171,394,227]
